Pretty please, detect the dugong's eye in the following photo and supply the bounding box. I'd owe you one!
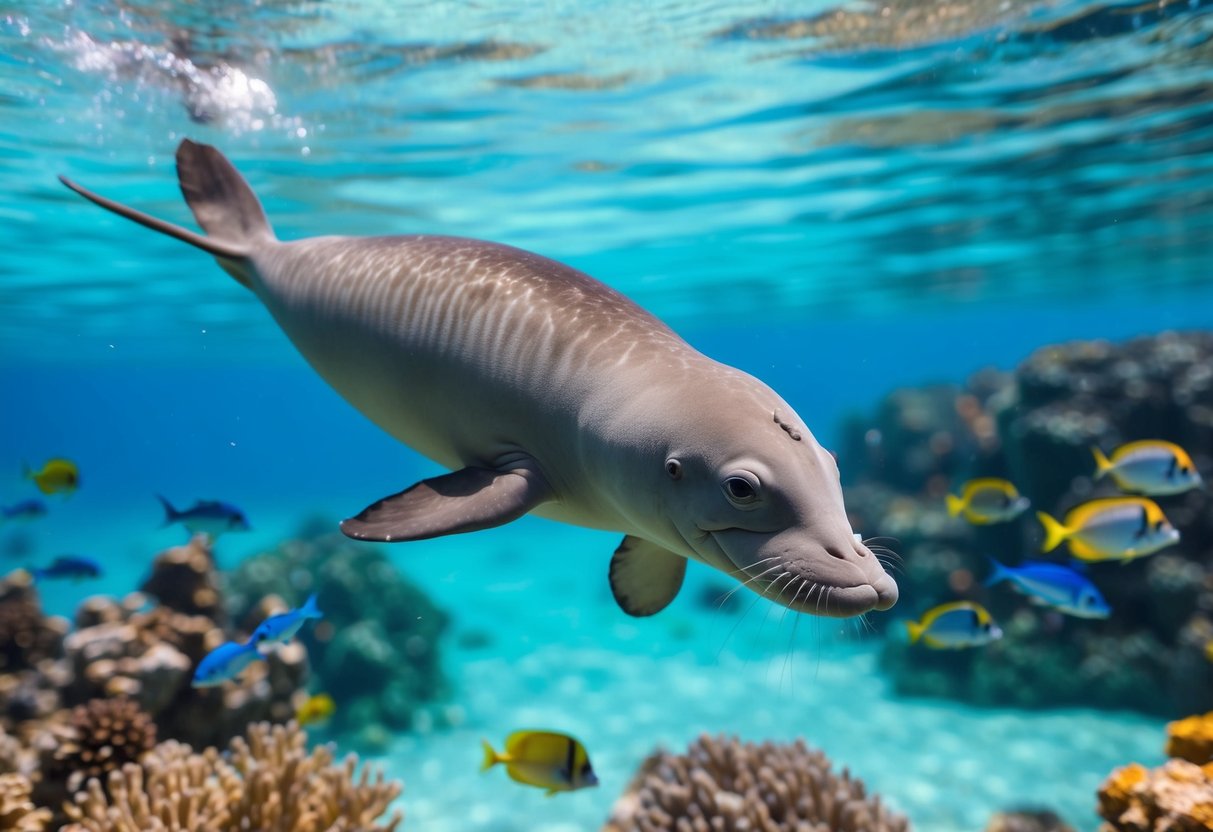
[665,459,682,480]
[722,475,760,506]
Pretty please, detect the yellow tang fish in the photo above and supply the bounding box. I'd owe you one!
[295,693,336,727]
[945,478,1030,524]
[481,730,599,796]
[24,458,80,496]
[1093,441,1203,496]
[905,601,1002,649]
[1036,497,1179,562]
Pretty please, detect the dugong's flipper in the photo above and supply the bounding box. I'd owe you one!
[340,466,552,543]
[608,535,688,616]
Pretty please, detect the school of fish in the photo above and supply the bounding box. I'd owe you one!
[910,439,1201,650]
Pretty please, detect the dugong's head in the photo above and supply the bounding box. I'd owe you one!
[655,383,898,619]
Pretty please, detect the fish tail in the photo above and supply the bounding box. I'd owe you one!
[983,556,1010,588]
[58,140,275,290]
[1091,447,1113,479]
[905,620,925,644]
[480,739,501,772]
[302,593,323,620]
[1036,511,1070,553]
[156,494,180,526]
[945,494,965,517]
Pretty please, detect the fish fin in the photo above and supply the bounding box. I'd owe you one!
[545,789,559,798]
[983,557,1010,588]
[608,536,688,617]
[480,739,500,772]
[155,494,179,526]
[905,620,924,644]
[340,465,552,543]
[945,494,965,517]
[301,593,323,620]
[1036,511,1070,553]
[1092,446,1113,479]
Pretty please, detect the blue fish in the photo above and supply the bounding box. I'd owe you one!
[248,594,322,648]
[32,555,102,581]
[1,499,47,522]
[192,640,264,687]
[158,495,250,539]
[985,557,1110,619]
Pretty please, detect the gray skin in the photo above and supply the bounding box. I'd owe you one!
[59,140,898,619]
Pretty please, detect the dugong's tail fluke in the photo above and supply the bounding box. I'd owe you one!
[58,139,273,289]
[175,139,274,252]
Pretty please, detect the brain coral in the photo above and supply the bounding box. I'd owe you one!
[602,733,910,832]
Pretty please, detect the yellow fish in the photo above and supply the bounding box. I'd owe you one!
[945,478,1030,524]
[1205,640,1213,664]
[1036,497,1179,562]
[295,693,336,727]
[481,730,599,796]
[24,458,79,496]
[1093,441,1203,496]
[905,601,1002,649]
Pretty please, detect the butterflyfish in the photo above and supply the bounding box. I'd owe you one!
[1036,497,1179,562]
[945,478,1030,525]
[25,459,79,496]
[1092,441,1203,496]
[905,601,1002,649]
[480,730,599,796]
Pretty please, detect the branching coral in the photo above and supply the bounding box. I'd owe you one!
[0,772,50,832]
[602,734,909,832]
[62,720,403,832]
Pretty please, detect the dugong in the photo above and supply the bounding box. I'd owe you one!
[59,140,898,618]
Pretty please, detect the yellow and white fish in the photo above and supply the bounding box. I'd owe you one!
[945,478,1030,525]
[481,730,598,796]
[1037,497,1180,562]
[905,601,1002,649]
[24,458,79,496]
[1093,441,1203,496]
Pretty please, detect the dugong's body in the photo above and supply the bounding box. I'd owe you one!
[60,140,898,619]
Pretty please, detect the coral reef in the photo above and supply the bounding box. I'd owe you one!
[62,537,306,749]
[0,571,68,674]
[0,772,50,832]
[33,697,158,810]
[63,720,403,832]
[1097,759,1213,832]
[1167,712,1213,766]
[843,332,1213,716]
[985,809,1075,832]
[601,733,909,832]
[225,530,449,743]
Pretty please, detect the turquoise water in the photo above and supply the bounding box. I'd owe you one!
[3,0,1212,828]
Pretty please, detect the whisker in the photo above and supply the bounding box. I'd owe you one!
[713,564,783,663]
[716,562,785,609]
[781,579,810,696]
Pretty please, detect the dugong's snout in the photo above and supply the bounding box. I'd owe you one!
[715,530,899,618]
